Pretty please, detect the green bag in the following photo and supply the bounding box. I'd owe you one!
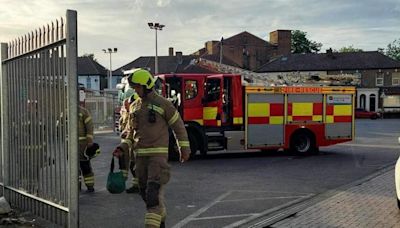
[106,156,126,194]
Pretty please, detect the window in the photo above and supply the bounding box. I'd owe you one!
[184,80,198,100]
[86,77,91,89]
[205,78,221,102]
[376,73,384,86]
[392,73,400,86]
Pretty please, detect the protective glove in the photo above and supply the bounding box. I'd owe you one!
[180,148,190,163]
[113,147,123,158]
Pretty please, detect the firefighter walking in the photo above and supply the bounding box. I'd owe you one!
[79,105,95,193]
[118,92,140,193]
[115,69,190,228]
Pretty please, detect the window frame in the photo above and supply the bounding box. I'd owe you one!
[376,73,384,86]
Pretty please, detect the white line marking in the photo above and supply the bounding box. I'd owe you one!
[191,213,259,221]
[172,191,232,228]
[220,195,310,203]
[229,189,314,195]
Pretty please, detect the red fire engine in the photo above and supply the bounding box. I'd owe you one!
[156,73,355,158]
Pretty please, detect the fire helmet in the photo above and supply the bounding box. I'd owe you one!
[128,68,155,89]
[84,143,100,159]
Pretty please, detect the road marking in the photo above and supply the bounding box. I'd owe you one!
[191,213,258,221]
[172,191,232,228]
[172,190,312,228]
[223,194,314,228]
[336,143,400,149]
[221,195,310,202]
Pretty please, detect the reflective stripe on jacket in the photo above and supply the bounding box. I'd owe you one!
[78,106,93,149]
[123,91,190,157]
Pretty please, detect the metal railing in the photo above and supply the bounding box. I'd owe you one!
[0,10,78,227]
[85,90,119,132]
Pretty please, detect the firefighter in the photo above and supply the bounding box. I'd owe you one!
[79,105,95,193]
[114,68,190,228]
[118,92,140,193]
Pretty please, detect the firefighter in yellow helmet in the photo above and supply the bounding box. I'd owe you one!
[78,105,95,193]
[115,68,190,228]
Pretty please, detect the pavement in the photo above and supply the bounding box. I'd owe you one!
[237,165,400,228]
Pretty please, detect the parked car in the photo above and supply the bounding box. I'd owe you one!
[355,108,381,119]
[395,137,400,209]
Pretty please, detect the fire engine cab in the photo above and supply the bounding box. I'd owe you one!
[156,73,355,158]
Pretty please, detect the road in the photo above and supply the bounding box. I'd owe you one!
[79,119,400,228]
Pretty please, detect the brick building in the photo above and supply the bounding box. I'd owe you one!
[193,30,291,71]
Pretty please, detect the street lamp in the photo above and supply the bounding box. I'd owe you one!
[148,22,165,75]
[102,48,118,89]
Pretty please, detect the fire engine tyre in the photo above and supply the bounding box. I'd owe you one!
[290,131,316,154]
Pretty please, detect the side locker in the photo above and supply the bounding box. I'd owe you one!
[325,94,353,139]
[246,91,284,149]
[287,94,323,123]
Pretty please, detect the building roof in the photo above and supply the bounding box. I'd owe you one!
[78,56,108,76]
[200,54,241,67]
[223,31,270,46]
[257,51,400,72]
[113,55,217,75]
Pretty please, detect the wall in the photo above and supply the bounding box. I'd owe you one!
[78,75,101,90]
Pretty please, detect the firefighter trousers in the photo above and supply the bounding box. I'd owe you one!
[79,144,94,188]
[136,156,170,228]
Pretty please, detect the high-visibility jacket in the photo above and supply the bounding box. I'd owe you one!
[79,106,93,159]
[119,90,190,157]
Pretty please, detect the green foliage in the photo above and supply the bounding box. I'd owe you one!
[291,30,322,54]
[386,39,400,61]
[338,45,363,52]
[82,53,97,61]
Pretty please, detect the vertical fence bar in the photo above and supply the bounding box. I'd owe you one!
[66,9,78,228]
[1,43,9,198]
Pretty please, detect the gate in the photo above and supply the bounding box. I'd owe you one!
[0,10,78,227]
[85,90,119,131]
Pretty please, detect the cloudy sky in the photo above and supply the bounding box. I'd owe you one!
[1,0,399,70]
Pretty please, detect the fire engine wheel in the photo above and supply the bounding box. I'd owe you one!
[290,132,315,154]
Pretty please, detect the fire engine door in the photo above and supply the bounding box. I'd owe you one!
[203,75,224,126]
[246,93,284,148]
[181,76,205,124]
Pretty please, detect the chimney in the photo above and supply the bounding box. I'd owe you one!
[326,48,335,58]
[169,47,174,56]
[269,30,291,56]
[176,51,183,64]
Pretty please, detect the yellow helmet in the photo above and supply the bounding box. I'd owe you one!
[128,68,155,89]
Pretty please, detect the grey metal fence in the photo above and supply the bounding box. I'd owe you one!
[85,90,119,131]
[0,10,78,227]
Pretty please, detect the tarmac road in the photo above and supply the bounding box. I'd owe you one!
[79,119,400,228]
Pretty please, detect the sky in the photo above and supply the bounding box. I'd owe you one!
[1,0,399,70]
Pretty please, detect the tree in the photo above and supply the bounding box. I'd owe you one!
[82,53,97,61]
[385,39,400,61]
[338,45,363,52]
[291,30,322,54]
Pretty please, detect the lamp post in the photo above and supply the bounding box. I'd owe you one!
[148,22,165,75]
[102,48,118,89]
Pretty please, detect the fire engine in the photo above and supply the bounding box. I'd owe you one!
[116,72,356,158]
[156,73,355,158]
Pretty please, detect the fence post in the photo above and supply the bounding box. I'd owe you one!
[0,43,9,197]
[66,10,79,228]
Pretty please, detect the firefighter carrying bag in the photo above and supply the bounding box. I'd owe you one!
[106,156,126,194]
